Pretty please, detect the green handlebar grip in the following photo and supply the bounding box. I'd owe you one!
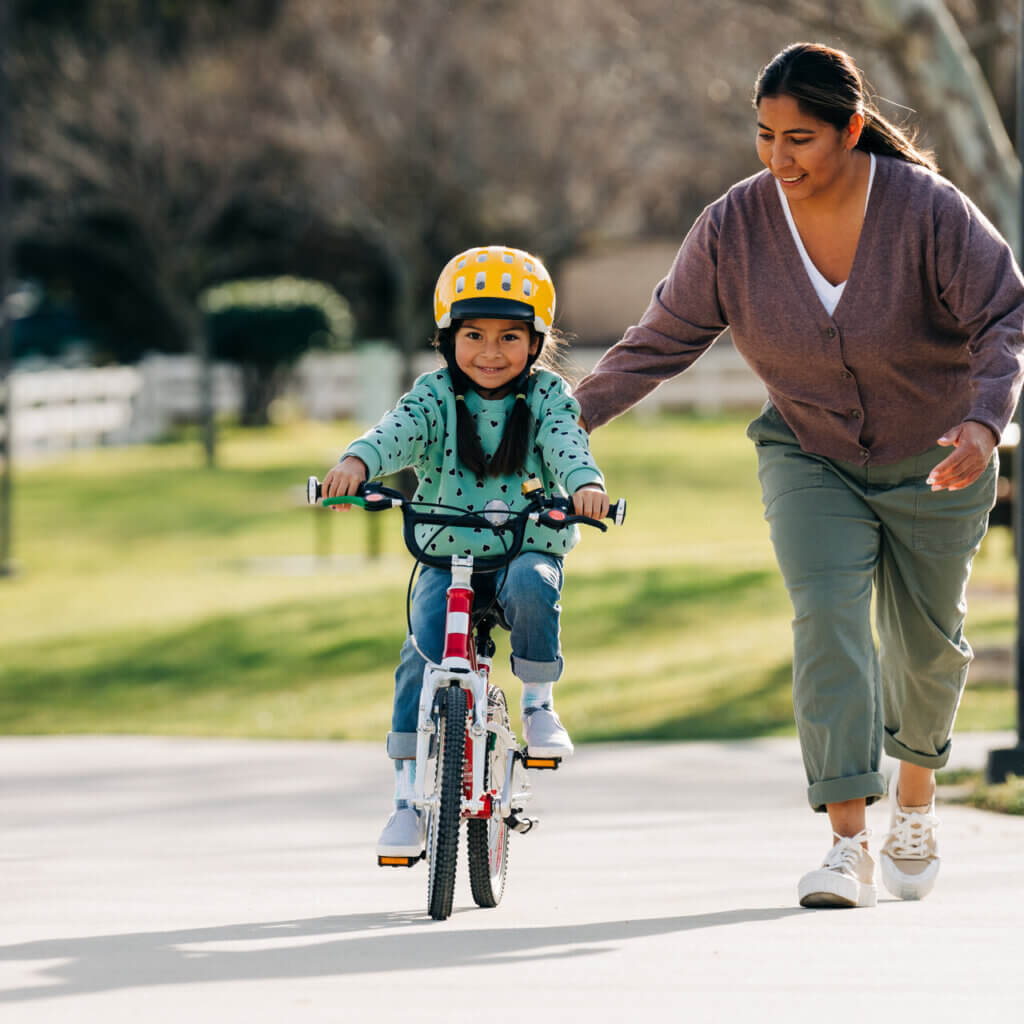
[322,496,367,508]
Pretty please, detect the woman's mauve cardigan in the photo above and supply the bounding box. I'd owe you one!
[574,156,1024,465]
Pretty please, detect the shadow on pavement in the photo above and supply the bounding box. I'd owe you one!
[2,907,803,1003]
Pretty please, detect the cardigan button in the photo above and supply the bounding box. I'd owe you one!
[841,370,853,379]
[826,327,837,338]
[850,409,862,419]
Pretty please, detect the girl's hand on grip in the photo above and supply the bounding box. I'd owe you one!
[323,456,368,509]
[573,483,609,520]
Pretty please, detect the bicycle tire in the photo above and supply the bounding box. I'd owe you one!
[467,686,511,907]
[427,685,467,921]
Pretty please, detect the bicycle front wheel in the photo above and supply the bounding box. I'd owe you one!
[467,686,510,907]
[426,685,467,921]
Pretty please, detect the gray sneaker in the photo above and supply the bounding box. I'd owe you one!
[798,831,877,908]
[880,779,940,901]
[375,807,425,858]
[522,707,574,758]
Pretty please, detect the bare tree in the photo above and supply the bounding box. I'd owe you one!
[12,27,310,460]
[259,0,809,380]
[13,0,1018,409]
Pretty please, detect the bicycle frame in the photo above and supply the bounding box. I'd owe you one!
[307,474,624,915]
[412,555,530,823]
[307,475,623,820]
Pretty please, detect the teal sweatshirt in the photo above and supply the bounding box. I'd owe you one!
[343,367,604,558]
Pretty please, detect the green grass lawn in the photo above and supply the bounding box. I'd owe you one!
[1,412,1017,740]
[937,769,1024,816]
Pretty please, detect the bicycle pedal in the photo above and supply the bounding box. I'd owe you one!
[522,754,561,770]
[377,853,423,868]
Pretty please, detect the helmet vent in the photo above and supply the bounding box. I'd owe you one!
[455,276,465,294]
[457,258,467,269]
[501,273,511,291]
[477,252,488,262]
[503,253,514,263]
[523,279,532,296]
[525,261,534,272]
[475,272,487,289]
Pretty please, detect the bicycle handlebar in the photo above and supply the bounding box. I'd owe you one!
[307,476,625,572]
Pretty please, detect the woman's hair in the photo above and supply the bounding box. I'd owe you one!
[754,42,938,171]
[432,323,568,478]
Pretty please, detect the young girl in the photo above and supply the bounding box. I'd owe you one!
[321,246,609,858]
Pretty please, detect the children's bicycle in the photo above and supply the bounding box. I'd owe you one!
[307,475,625,920]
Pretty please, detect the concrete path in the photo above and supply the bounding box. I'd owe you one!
[2,732,1023,1023]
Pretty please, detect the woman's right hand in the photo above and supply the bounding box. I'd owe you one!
[322,456,368,508]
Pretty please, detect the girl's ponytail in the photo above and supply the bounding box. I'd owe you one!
[447,354,491,478]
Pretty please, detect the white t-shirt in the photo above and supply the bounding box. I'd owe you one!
[775,153,876,316]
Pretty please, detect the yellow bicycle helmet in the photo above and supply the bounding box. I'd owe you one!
[433,245,556,334]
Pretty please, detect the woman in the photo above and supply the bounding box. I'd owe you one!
[573,42,1024,908]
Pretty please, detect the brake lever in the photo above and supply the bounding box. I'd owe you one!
[535,510,608,532]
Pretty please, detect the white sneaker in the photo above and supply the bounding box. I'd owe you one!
[522,707,574,758]
[798,831,877,908]
[880,778,940,901]
[375,807,425,857]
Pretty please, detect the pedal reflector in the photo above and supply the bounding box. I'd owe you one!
[378,855,419,868]
[523,756,560,770]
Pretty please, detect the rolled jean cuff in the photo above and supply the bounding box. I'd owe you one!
[807,771,886,813]
[386,731,418,759]
[883,729,951,770]
[510,654,563,684]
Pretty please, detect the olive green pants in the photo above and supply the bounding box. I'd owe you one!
[748,405,998,812]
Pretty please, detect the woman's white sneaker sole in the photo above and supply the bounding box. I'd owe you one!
[880,854,939,901]
[798,868,877,908]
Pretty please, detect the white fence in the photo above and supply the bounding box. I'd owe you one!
[0,358,244,460]
[296,341,767,421]
[1,340,766,460]
[1,366,142,459]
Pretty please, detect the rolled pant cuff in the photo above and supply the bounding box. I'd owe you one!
[883,730,951,769]
[511,655,563,683]
[807,771,886,813]
[385,731,417,759]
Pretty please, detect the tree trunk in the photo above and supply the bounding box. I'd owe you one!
[177,300,217,466]
[863,0,1021,253]
[239,363,289,427]
[0,0,14,575]
[970,0,1014,142]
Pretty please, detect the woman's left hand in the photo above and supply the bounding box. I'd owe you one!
[927,421,998,491]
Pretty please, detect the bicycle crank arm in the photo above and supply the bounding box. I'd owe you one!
[504,811,539,834]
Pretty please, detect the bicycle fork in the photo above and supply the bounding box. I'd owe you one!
[413,558,488,814]
[411,557,535,828]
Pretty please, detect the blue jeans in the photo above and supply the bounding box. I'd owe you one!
[386,552,565,758]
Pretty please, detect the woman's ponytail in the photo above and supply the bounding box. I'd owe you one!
[858,109,937,171]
